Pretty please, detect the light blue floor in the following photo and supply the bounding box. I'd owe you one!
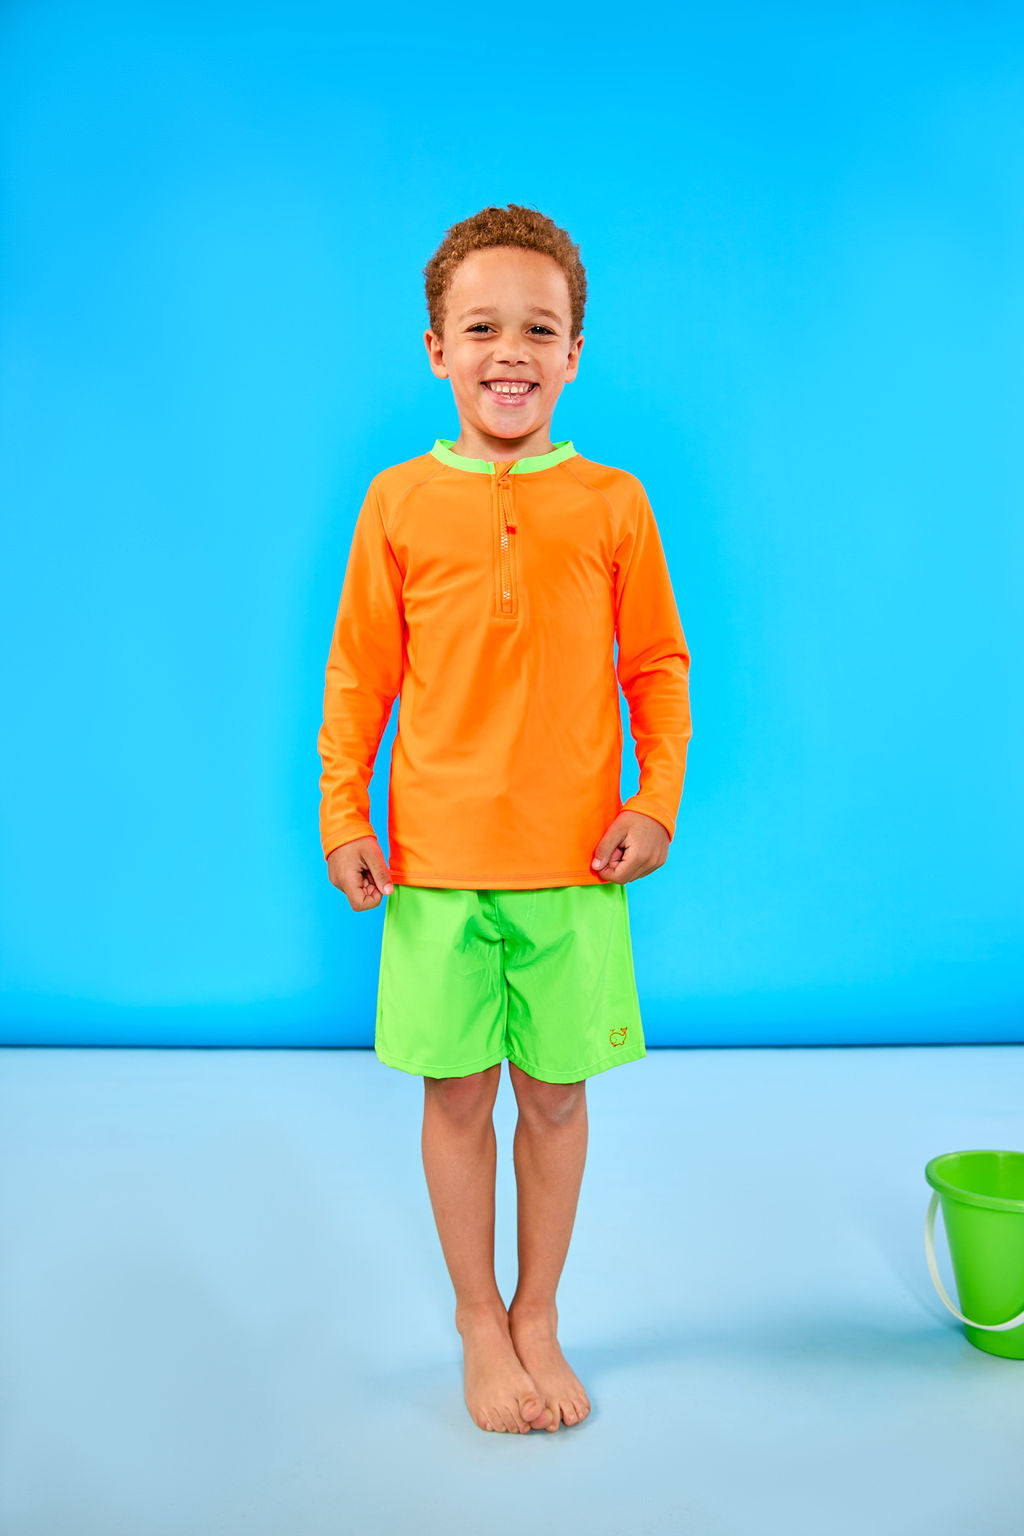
[1,1044,1022,1536]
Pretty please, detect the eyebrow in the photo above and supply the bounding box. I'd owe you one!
[457,306,562,323]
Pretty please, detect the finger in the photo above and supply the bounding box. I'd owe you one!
[365,858,394,896]
[343,872,381,911]
[594,844,625,876]
[592,840,624,872]
[601,843,642,882]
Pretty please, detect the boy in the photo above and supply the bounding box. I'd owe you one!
[317,204,692,1435]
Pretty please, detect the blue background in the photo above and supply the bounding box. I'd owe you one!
[1,0,1021,1045]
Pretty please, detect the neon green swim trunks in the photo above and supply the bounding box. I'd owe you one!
[375,883,646,1084]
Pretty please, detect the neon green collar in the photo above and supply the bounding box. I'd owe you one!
[430,438,577,474]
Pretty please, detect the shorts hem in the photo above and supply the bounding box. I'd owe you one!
[505,1044,647,1083]
[374,1044,506,1079]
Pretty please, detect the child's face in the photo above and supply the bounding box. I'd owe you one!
[424,246,583,452]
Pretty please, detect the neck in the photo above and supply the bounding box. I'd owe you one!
[451,423,554,462]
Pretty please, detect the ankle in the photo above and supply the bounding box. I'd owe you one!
[508,1297,558,1326]
[455,1297,508,1333]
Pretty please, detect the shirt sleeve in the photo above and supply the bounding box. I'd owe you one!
[613,484,692,841]
[317,481,405,859]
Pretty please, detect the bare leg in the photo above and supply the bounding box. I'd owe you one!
[505,1061,592,1430]
[421,1064,553,1433]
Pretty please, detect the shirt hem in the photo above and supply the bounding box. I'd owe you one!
[385,866,608,889]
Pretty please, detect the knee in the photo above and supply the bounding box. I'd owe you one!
[424,1063,500,1124]
[513,1073,586,1128]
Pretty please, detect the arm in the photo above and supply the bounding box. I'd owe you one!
[317,481,405,860]
[613,484,692,840]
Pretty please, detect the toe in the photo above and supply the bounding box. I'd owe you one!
[520,1393,544,1422]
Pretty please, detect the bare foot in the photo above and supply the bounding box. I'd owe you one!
[456,1302,555,1433]
[507,1301,591,1430]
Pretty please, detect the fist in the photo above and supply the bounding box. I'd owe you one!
[326,836,395,911]
[591,810,670,884]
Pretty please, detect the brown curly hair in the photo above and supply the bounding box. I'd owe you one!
[424,203,587,343]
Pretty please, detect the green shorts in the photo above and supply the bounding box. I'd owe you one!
[375,882,646,1084]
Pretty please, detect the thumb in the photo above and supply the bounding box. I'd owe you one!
[365,847,394,895]
[592,820,626,870]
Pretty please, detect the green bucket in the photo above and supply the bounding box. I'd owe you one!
[925,1150,1024,1359]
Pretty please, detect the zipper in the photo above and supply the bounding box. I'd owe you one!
[493,461,518,617]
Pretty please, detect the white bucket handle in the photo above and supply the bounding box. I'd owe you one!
[925,1190,1024,1331]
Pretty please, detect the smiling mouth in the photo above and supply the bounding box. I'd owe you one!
[482,381,538,403]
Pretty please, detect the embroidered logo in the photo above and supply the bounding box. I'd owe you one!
[609,1026,628,1047]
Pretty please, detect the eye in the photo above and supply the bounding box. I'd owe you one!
[465,324,556,335]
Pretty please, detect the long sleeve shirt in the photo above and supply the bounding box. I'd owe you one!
[317,436,692,888]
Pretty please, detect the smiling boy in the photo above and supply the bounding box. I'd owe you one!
[317,204,692,1433]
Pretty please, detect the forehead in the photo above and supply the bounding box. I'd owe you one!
[448,246,570,320]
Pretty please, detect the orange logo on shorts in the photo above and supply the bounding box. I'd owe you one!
[609,1026,628,1047]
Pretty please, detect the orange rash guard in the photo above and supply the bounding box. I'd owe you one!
[317,437,692,888]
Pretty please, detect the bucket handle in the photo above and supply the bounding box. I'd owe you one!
[925,1191,1024,1332]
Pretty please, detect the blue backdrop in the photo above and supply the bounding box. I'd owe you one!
[1,1,1021,1046]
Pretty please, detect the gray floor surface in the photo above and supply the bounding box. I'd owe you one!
[1,1043,1022,1536]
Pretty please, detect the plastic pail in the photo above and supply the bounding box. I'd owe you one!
[925,1150,1024,1360]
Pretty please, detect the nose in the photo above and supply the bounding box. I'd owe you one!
[493,330,530,365]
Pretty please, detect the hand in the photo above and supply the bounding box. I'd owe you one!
[591,810,669,884]
[326,836,395,911]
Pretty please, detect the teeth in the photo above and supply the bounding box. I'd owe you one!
[486,382,534,394]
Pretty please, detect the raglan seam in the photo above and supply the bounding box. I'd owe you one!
[558,458,647,576]
[371,460,450,543]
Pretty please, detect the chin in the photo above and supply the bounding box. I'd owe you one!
[482,415,539,436]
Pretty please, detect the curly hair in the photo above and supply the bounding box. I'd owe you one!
[423,203,587,343]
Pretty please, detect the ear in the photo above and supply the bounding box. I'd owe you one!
[424,329,449,379]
